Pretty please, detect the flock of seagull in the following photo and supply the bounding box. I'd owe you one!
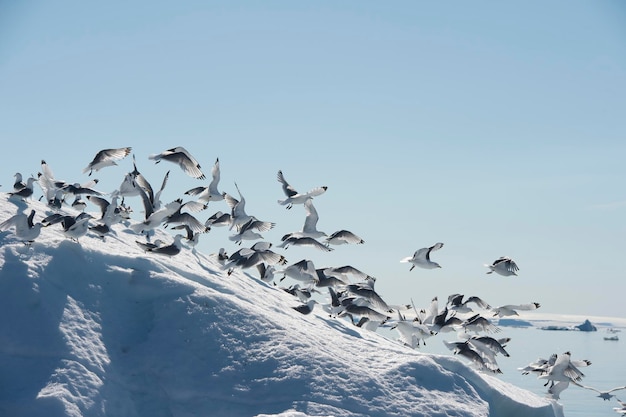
[0,146,623,413]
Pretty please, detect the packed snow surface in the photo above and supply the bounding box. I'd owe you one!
[0,195,561,417]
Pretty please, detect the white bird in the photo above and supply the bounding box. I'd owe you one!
[185,158,224,203]
[83,147,132,175]
[224,183,253,231]
[276,170,327,209]
[571,382,626,401]
[228,217,275,245]
[0,209,45,244]
[401,242,444,270]
[223,242,286,275]
[485,256,519,276]
[292,299,317,315]
[8,177,36,200]
[149,146,205,179]
[278,235,333,252]
[13,172,26,192]
[43,212,94,241]
[282,198,327,240]
[491,302,541,318]
[390,314,435,349]
[537,351,591,387]
[326,229,364,245]
[138,234,186,257]
[277,259,319,286]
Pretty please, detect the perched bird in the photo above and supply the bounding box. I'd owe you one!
[149,147,205,179]
[401,242,444,270]
[0,209,46,244]
[185,158,225,203]
[276,170,327,209]
[8,176,36,200]
[292,299,317,315]
[325,229,364,245]
[83,147,132,175]
[43,212,94,241]
[13,173,26,192]
[485,256,519,276]
[138,234,185,256]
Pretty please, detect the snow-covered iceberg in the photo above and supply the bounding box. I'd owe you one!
[0,195,562,417]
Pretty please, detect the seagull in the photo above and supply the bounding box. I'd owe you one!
[83,147,132,176]
[326,229,364,245]
[447,294,491,314]
[537,351,591,387]
[223,242,287,275]
[485,256,519,276]
[13,173,26,192]
[8,177,36,200]
[277,235,334,252]
[130,198,183,235]
[277,259,319,285]
[224,182,253,231]
[400,242,444,270]
[491,302,541,318]
[462,313,501,334]
[571,382,626,401]
[389,313,435,349]
[292,299,317,315]
[276,170,327,209]
[163,200,209,234]
[139,234,185,256]
[0,209,46,244]
[185,158,224,203]
[205,210,232,228]
[228,217,275,245]
[281,198,327,240]
[43,212,94,241]
[149,147,205,179]
[443,339,502,374]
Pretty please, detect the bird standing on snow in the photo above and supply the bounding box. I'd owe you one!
[149,147,205,179]
[0,209,46,244]
[83,147,132,176]
[276,170,327,209]
[401,242,444,270]
[485,256,519,276]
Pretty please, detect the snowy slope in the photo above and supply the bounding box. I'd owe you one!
[0,194,562,417]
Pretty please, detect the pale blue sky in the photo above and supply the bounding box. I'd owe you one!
[1,2,625,317]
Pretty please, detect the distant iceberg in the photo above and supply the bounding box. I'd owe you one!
[539,319,597,332]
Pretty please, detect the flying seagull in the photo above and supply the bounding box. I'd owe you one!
[326,229,364,245]
[571,382,626,401]
[401,242,444,270]
[185,158,225,203]
[485,256,519,276]
[276,170,327,209]
[149,146,205,179]
[83,147,132,176]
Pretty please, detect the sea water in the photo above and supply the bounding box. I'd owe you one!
[382,322,626,417]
